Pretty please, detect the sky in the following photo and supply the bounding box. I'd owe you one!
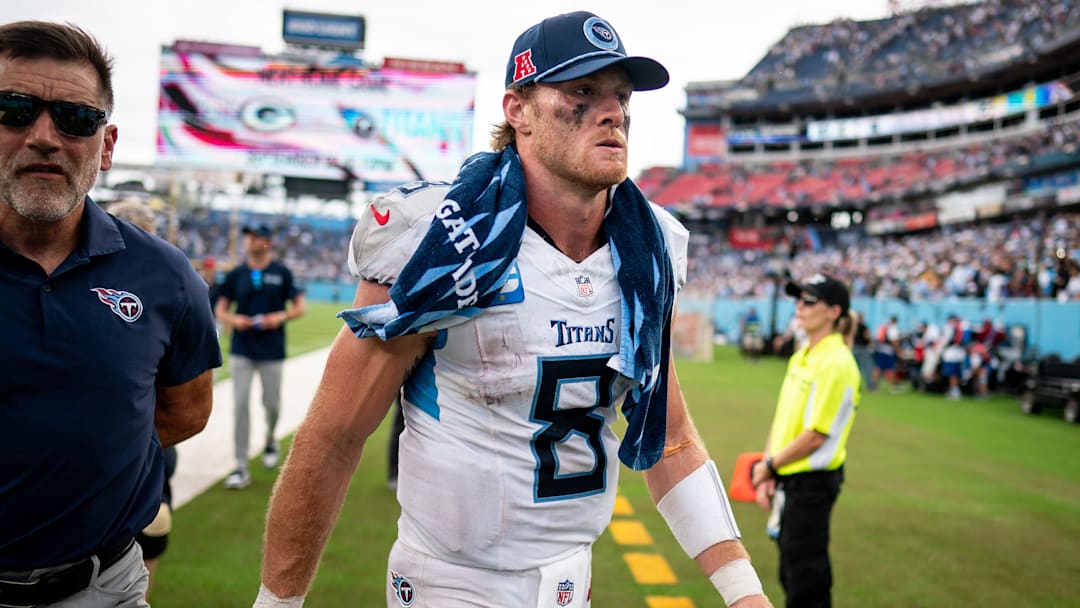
[5,0,894,178]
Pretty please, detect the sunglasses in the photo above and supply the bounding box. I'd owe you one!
[0,91,108,137]
[796,295,821,307]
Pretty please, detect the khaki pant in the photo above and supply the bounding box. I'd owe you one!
[230,355,284,466]
[1,542,149,608]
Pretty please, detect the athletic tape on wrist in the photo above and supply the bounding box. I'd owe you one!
[709,558,764,606]
[656,460,741,559]
[253,583,305,608]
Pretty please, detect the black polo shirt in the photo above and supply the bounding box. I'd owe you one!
[219,260,300,361]
[0,199,221,569]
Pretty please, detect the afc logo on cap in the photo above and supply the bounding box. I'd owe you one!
[513,49,537,82]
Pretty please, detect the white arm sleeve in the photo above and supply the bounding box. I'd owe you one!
[655,460,742,559]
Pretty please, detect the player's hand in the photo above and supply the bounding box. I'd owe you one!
[232,314,255,331]
[754,479,775,512]
[731,593,774,607]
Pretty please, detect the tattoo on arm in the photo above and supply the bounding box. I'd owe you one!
[400,335,436,386]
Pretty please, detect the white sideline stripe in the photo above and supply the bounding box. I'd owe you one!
[172,347,331,509]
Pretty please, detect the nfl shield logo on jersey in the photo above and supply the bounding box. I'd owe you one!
[574,275,594,299]
[390,570,415,607]
[556,579,574,606]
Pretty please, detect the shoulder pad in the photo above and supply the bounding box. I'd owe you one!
[348,180,452,284]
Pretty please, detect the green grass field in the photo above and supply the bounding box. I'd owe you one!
[154,318,1080,607]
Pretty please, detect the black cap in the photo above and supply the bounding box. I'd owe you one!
[785,274,850,316]
[505,11,669,91]
[242,224,273,239]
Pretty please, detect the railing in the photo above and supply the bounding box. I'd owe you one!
[679,294,1080,361]
[302,280,1080,360]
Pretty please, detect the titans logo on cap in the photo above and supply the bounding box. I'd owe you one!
[583,17,619,50]
[505,11,668,90]
[91,287,143,323]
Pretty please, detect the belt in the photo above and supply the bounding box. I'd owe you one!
[0,539,135,608]
[777,467,844,490]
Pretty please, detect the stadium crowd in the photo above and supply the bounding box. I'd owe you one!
[153,200,1080,307]
[648,118,1080,208]
[742,0,1079,97]
[174,209,355,283]
[683,212,1080,302]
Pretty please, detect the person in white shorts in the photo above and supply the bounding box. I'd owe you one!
[255,11,773,608]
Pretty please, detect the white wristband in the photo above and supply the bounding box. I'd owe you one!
[253,583,305,608]
[656,460,741,559]
[709,558,764,606]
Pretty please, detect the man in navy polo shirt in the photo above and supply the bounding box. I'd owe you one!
[216,223,305,489]
[0,20,221,607]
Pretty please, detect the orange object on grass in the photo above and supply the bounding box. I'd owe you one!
[728,451,764,503]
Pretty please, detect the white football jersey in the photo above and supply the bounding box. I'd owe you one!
[349,181,688,570]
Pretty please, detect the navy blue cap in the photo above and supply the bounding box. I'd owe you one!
[505,11,669,91]
[243,224,274,239]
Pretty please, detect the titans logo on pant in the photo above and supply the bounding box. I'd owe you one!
[390,570,414,607]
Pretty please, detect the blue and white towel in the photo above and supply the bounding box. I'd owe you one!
[339,146,675,471]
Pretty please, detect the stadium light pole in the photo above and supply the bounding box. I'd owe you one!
[765,257,783,352]
[765,271,776,339]
[763,254,793,355]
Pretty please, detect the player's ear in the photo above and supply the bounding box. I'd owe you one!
[503,89,532,136]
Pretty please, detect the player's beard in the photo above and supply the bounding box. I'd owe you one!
[533,135,627,191]
[530,105,628,191]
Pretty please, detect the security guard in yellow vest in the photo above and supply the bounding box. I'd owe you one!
[751,274,860,608]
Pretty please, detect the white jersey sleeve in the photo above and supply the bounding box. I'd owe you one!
[348,183,688,291]
[347,181,451,284]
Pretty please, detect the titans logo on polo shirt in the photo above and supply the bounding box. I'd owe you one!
[91,287,143,322]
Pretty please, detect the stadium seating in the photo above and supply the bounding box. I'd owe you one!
[737,1,1080,108]
[652,119,1080,210]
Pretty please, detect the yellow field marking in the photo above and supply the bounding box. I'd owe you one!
[623,553,678,585]
[609,520,653,545]
[613,494,635,516]
[645,597,696,608]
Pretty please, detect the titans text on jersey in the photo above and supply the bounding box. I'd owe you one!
[551,318,616,347]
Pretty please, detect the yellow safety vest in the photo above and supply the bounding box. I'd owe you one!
[768,332,861,475]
